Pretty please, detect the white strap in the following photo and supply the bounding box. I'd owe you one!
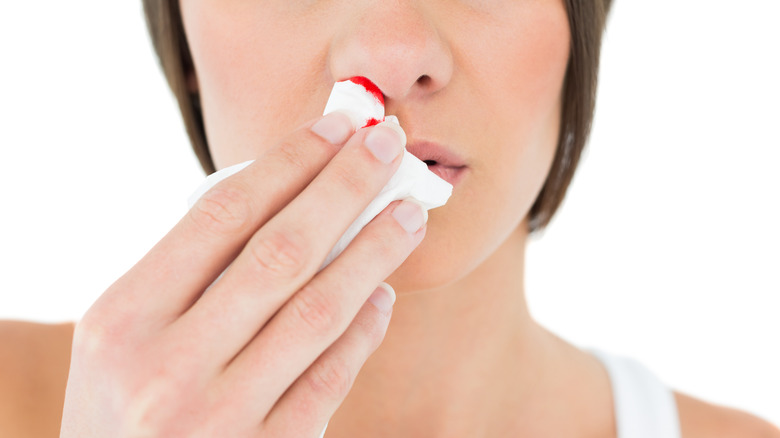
[318,421,328,438]
[589,349,681,438]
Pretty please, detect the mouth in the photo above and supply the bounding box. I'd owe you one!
[422,161,468,187]
[407,140,468,186]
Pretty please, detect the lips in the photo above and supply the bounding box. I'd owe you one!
[406,140,468,186]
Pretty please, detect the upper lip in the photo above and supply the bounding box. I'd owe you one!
[406,140,467,168]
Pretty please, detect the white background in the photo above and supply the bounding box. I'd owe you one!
[1,0,778,426]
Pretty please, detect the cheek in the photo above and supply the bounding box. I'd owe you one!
[388,5,570,289]
[181,3,330,169]
[441,1,570,218]
[483,5,571,221]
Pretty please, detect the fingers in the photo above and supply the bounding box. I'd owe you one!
[218,200,426,414]
[165,121,408,365]
[92,112,355,331]
[260,285,394,437]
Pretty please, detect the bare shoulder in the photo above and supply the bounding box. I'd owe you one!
[674,391,780,438]
[0,320,75,438]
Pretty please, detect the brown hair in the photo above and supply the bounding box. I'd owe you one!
[142,0,612,233]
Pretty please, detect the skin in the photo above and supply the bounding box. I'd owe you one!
[0,0,778,437]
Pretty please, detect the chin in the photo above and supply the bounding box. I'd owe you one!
[383,220,475,294]
[384,201,530,295]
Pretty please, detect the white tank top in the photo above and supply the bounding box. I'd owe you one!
[589,349,682,438]
[319,350,682,438]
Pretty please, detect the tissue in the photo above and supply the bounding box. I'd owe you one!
[322,77,385,129]
[188,77,452,270]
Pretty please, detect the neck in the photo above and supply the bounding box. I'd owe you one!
[327,223,611,437]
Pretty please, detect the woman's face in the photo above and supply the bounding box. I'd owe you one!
[180,0,570,291]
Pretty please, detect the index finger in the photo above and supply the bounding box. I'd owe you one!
[95,112,355,330]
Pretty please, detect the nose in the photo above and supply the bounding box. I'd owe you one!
[327,2,453,104]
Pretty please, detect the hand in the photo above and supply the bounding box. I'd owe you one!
[59,112,426,437]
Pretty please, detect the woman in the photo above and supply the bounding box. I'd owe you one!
[1,0,778,437]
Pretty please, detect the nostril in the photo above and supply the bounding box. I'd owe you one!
[417,75,432,87]
[424,160,437,166]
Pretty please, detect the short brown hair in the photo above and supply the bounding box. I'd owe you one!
[142,0,612,233]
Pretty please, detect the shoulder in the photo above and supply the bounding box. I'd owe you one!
[674,391,780,438]
[0,320,75,438]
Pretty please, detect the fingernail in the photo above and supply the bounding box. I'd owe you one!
[368,283,395,315]
[364,122,406,164]
[392,199,428,234]
[311,111,355,144]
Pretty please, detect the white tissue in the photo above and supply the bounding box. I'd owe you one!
[322,79,385,129]
[188,78,452,270]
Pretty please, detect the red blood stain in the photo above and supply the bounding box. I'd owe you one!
[363,118,383,128]
[346,76,385,106]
